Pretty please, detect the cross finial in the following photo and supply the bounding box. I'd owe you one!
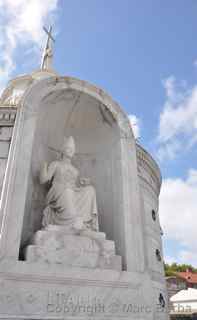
[41,26,55,70]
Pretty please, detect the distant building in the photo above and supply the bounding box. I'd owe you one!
[166,270,197,319]
[166,275,187,298]
[170,288,197,319]
[176,271,197,289]
[166,270,197,298]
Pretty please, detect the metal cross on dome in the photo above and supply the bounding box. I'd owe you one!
[41,26,55,70]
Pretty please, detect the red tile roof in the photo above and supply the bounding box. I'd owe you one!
[176,272,197,284]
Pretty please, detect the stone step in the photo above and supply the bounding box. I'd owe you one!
[25,229,121,271]
[25,245,122,271]
[32,230,115,254]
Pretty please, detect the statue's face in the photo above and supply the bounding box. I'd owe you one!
[63,143,75,158]
[62,136,75,159]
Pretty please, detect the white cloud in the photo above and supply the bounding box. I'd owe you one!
[160,169,197,266]
[157,76,197,160]
[178,250,197,267]
[157,139,181,161]
[194,59,197,68]
[0,0,59,93]
[165,256,177,265]
[128,114,141,139]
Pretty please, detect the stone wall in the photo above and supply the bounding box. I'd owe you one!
[136,144,168,317]
[136,143,163,274]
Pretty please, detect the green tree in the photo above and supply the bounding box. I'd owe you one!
[164,263,197,276]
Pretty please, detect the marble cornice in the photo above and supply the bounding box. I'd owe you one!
[136,144,162,195]
[0,107,17,126]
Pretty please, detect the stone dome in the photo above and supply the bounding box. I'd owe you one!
[0,69,58,107]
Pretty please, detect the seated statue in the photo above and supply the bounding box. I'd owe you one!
[40,136,98,233]
[25,136,121,268]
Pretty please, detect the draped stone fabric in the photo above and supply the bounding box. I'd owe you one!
[42,161,98,231]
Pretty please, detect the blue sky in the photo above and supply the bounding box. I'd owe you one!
[0,0,197,266]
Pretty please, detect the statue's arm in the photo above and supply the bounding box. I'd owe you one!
[40,161,57,184]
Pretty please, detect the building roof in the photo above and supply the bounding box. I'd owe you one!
[166,275,185,280]
[176,271,197,284]
[171,288,197,302]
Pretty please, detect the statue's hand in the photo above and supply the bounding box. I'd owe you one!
[73,217,85,233]
[40,161,57,184]
[80,178,91,186]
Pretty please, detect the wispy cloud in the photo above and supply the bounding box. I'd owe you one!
[160,169,197,266]
[0,0,59,93]
[194,59,197,68]
[128,114,141,139]
[157,76,197,161]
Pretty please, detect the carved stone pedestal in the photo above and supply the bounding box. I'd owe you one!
[25,226,122,271]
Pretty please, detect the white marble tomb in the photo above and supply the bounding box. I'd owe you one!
[0,31,169,319]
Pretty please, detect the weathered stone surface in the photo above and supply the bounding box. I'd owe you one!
[0,126,13,141]
[0,141,10,158]
[0,159,7,194]
[0,265,159,319]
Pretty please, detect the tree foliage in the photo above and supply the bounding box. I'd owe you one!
[164,263,197,276]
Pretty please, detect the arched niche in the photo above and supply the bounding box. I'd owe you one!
[21,88,123,253]
[1,77,145,271]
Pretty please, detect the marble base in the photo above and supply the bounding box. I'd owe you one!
[25,227,122,271]
[0,260,167,320]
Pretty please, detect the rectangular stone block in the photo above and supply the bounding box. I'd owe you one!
[0,141,10,158]
[0,109,16,126]
[0,159,7,194]
[0,126,13,141]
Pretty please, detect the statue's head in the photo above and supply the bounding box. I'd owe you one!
[62,136,75,158]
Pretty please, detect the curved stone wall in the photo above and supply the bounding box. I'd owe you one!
[136,143,163,274]
[136,144,167,314]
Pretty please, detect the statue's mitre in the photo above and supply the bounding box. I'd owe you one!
[63,136,75,150]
